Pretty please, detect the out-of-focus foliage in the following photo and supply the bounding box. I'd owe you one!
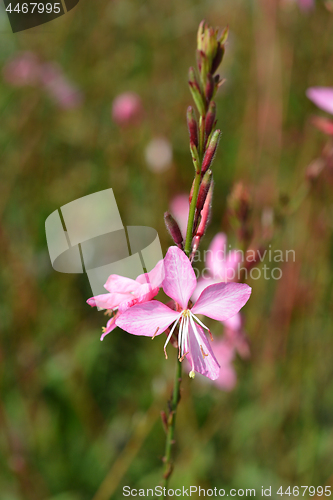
[1,0,333,498]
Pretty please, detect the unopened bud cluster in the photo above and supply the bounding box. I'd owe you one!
[187,21,227,252]
[166,21,227,253]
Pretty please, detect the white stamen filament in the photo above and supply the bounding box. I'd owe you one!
[163,309,211,364]
[163,314,181,358]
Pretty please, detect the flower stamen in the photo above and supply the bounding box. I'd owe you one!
[152,327,159,340]
[200,345,208,358]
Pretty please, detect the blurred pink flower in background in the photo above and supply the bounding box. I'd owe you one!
[170,194,189,238]
[192,232,242,302]
[2,52,82,109]
[307,87,333,135]
[211,339,237,391]
[40,62,83,109]
[3,52,40,86]
[307,87,333,115]
[145,137,173,173]
[112,91,143,126]
[297,0,314,11]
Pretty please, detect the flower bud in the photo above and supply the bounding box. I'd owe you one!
[196,169,212,214]
[218,25,229,45]
[205,101,216,138]
[205,73,215,103]
[211,43,225,74]
[188,67,205,116]
[187,106,198,148]
[201,129,221,174]
[164,212,183,246]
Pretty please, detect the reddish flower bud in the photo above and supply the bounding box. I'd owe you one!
[211,43,225,74]
[196,169,213,214]
[164,212,183,247]
[191,185,213,256]
[201,129,221,174]
[205,101,216,138]
[187,106,198,148]
[205,73,215,103]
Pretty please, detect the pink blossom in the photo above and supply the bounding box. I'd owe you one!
[169,194,189,238]
[297,0,314,11]
[223,313,250,360]
[87,260,164,340]
[40,63,83,109]
[192,233,242,302]
[112,92,143,126]
[3,52,40,86]
[306,87,333,115]
[211,339,237,391]
[116,246,251,380]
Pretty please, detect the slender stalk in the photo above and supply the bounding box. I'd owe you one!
[162,358,182,495]
[184,171,202,256]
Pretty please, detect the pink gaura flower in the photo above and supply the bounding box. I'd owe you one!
[116,246,251,380]
[306,87,333,115]
[87,260,164,341]
[192,232,242,302]
[112,92,143,126]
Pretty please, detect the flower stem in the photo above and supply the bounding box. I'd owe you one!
[184,171,202,256]
[162,358,182,496]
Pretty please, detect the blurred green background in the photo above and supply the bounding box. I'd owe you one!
[1,0,333,498]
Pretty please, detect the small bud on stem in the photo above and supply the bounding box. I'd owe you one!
[201,129,221,174]
[187,106,198,148]
[164,212,183,247]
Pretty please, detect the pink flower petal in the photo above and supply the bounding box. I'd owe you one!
[191,276,217,302]
[118,284,159,313]
[116,300,180,337]
[104,275,140,294]
[162,246,197,309]
[192,282,252,322]
[186,322,220,380]
[100,315,118,341]
[87,293,132,310]
[307,87,333,115]
[136,259,165,288]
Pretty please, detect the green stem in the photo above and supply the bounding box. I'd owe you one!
[162,358,182,496]
[184,171,201,256]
